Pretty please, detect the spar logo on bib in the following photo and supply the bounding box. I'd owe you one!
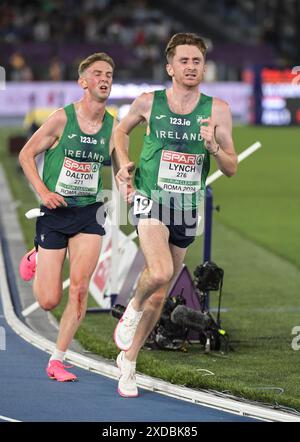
[64,158,93,173]
[162,151,196,165]
[64,158,100,174]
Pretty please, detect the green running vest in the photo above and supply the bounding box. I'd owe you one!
[134,89,212,210]
[40,103,113,207]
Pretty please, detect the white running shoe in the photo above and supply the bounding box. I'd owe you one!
[116,351,138,397]
[113,299,143,351]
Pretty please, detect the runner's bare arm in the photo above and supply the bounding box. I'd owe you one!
[200,99,237,177]
[19,109,68,208]
[110,117,133,200]
[110,117,129,176]
[113,93,153,201]
[113,92,152,167]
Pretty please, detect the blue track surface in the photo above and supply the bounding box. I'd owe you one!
[0,292,259,422]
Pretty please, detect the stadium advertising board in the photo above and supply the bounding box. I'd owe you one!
[0,82,251,124]
[261,68,300,125]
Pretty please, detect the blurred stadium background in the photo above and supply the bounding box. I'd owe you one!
[1,0,300,412]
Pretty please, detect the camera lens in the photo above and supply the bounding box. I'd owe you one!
[111,304,125,319]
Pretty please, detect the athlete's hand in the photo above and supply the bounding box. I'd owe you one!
[200,118,219,154]
[40,190,68,209]
[116,162,135,203]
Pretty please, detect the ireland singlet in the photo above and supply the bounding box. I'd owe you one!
[134,89,212,210]
[39,103,113,207]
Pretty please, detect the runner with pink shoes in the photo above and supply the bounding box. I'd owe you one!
[19,52,116,382]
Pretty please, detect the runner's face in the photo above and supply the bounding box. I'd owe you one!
[167,45,205,88]
[82,61,113,101]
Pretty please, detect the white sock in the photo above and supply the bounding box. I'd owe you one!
[130,298,143,313]
[49,349,66,363]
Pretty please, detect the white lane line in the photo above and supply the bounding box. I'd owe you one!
[0,414,22,422]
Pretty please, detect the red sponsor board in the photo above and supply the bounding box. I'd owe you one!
[261,68,296,83]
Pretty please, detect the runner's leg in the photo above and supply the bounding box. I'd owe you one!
[131,218,174,312]
[126,241,187,362]
[33,246,67,311]
[55,233,102,352]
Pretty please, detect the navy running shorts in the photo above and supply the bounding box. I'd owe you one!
[35,202,106,250]
[130,195,198,249]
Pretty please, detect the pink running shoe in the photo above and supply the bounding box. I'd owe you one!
[46,360,77,382]
[19,248,37,281]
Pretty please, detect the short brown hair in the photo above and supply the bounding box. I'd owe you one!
[78,52,115,76]
[165,33,207,62]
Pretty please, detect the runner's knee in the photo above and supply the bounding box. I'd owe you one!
[38,297,60,311]
[69,279,89,303]
[34,283,61,311]
[148,264,174,287]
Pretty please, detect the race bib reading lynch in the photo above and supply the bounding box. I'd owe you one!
[157,150,204,194]
[55,157,100,196]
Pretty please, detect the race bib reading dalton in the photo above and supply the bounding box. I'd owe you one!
[55,157,100,196]
[158,150,204,194]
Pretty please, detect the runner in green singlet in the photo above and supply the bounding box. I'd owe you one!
[113,33,238,397]
[18,53,116,382]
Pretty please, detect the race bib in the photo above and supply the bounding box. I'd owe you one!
[133,194,153,215]
[56,157,100,196]
[158,150,204,194]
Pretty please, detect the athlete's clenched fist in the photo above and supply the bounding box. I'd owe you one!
[200,117,219,155]
[115,161,135,203]
[40,190,67,209]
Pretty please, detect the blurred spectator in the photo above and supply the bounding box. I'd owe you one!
[0,0,178,81]
[32,12,50,42]
[0,0,299,81]
[8,52,33,81]
[48,58,65,81]
[205,61,218,82]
